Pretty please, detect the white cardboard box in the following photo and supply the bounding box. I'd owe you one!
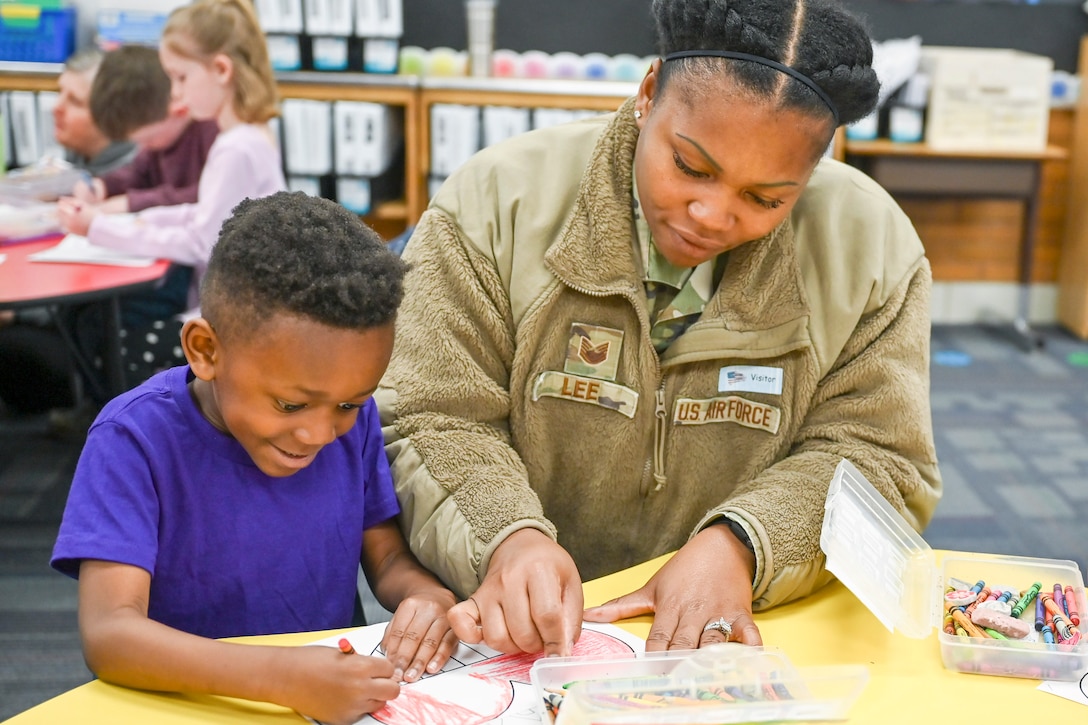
[282,99,333,176]
[920,46,1053,152]
[430,104,481,177]
[333,102,402,176]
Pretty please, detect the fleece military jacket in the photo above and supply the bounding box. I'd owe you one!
[378,97,942,610]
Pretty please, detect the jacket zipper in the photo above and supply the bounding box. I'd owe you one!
[651,382,668,492]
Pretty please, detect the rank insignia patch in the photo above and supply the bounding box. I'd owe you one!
[563,324,624,381]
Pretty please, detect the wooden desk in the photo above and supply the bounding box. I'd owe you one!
[846,140,1069,351]
[0,237,171,400]
[5,552,1084,723]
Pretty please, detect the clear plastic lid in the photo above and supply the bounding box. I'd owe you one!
[531,644,870,724]
[820,458,941,639]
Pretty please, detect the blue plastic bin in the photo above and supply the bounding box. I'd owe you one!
[0,5,76,63]
[96,10,167,51]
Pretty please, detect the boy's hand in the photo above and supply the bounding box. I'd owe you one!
[381,588,459,682]
[275,645,400,725]
[57,197,100,237]
[98,195,131,214]
[72,178,106,204]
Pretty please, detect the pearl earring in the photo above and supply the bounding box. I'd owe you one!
[634,110,643,119]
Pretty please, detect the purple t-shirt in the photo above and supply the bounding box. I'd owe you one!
[52,365,400,639]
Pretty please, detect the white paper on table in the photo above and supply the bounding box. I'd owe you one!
[306,621,645,725]
[1037,670,1088,706]
[27,233,156,267]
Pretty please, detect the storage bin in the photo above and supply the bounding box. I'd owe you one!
[0,201,58,242]
[821,458,1087,680]
[920,46,1053,152]
[0,163,86,202]
[0,5,75,63]
[95,9,167,50]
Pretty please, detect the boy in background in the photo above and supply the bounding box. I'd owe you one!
[72,44,219,214]
[0,50,143,417]
[52,192,458,724]
[63,45,219,385]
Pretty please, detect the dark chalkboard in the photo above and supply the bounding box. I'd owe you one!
[401,0,1087,72]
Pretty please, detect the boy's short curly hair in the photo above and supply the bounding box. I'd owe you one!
[200,192,409,342]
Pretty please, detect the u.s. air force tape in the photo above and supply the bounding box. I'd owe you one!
[672,396,781,434]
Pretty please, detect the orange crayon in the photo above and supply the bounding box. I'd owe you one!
[964,587,991,616]
[337,637,356,655]
[1041,593,1065,621]
[950,608,988,638]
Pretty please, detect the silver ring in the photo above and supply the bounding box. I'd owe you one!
[702,616,733,639]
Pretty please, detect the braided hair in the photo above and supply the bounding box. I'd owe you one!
[652,0,879,127]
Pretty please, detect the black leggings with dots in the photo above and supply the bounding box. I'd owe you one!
[120,318,187,387]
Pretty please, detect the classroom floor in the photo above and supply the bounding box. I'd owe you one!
[1,323,1087,720]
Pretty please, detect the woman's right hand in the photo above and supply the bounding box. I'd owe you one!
[447,529,584,657]
[275,646,400,725]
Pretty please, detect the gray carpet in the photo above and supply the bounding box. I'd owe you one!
[1,324,1087,720]
[926,325,1088,564]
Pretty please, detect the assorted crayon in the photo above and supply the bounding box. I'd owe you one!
[941,578,1083,645]
[1011,582,1040,618]
[539,578,1083,721]
[1065,585,1081,626]
[541,672,795,723]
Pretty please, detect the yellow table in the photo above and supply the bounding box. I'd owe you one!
[6,553,1085,723]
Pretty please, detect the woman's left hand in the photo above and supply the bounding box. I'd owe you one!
[381,588,459,683]
[582,524,762,649]
[56,197,99,237]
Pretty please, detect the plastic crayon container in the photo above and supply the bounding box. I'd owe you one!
[0,201,59,242]
[821,459,1087,681]
[529,644,868,725]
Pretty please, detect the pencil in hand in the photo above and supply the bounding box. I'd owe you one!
[338,637,356,655]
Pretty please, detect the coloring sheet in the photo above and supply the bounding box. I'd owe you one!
[307,621,646,725]
[1037,668,1088,708]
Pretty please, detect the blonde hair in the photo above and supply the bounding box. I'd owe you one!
[162,0,279,123]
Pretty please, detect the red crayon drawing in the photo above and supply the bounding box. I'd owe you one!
[362,628,638,725]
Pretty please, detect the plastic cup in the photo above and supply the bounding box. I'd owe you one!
[582,53,611,81]
[609,53,644,82]
[427,47,465,77]
[399,45,427,76]
[549,52,584,79]
[465,0,496,77]
[491,49,522,77]
[521,50,550,79]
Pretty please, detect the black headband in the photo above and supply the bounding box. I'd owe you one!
[664,50,839,126]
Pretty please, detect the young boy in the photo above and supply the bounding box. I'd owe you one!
[72,44,219,214]
[51,192,458,725]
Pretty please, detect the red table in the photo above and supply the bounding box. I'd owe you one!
[0,236,171,400]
